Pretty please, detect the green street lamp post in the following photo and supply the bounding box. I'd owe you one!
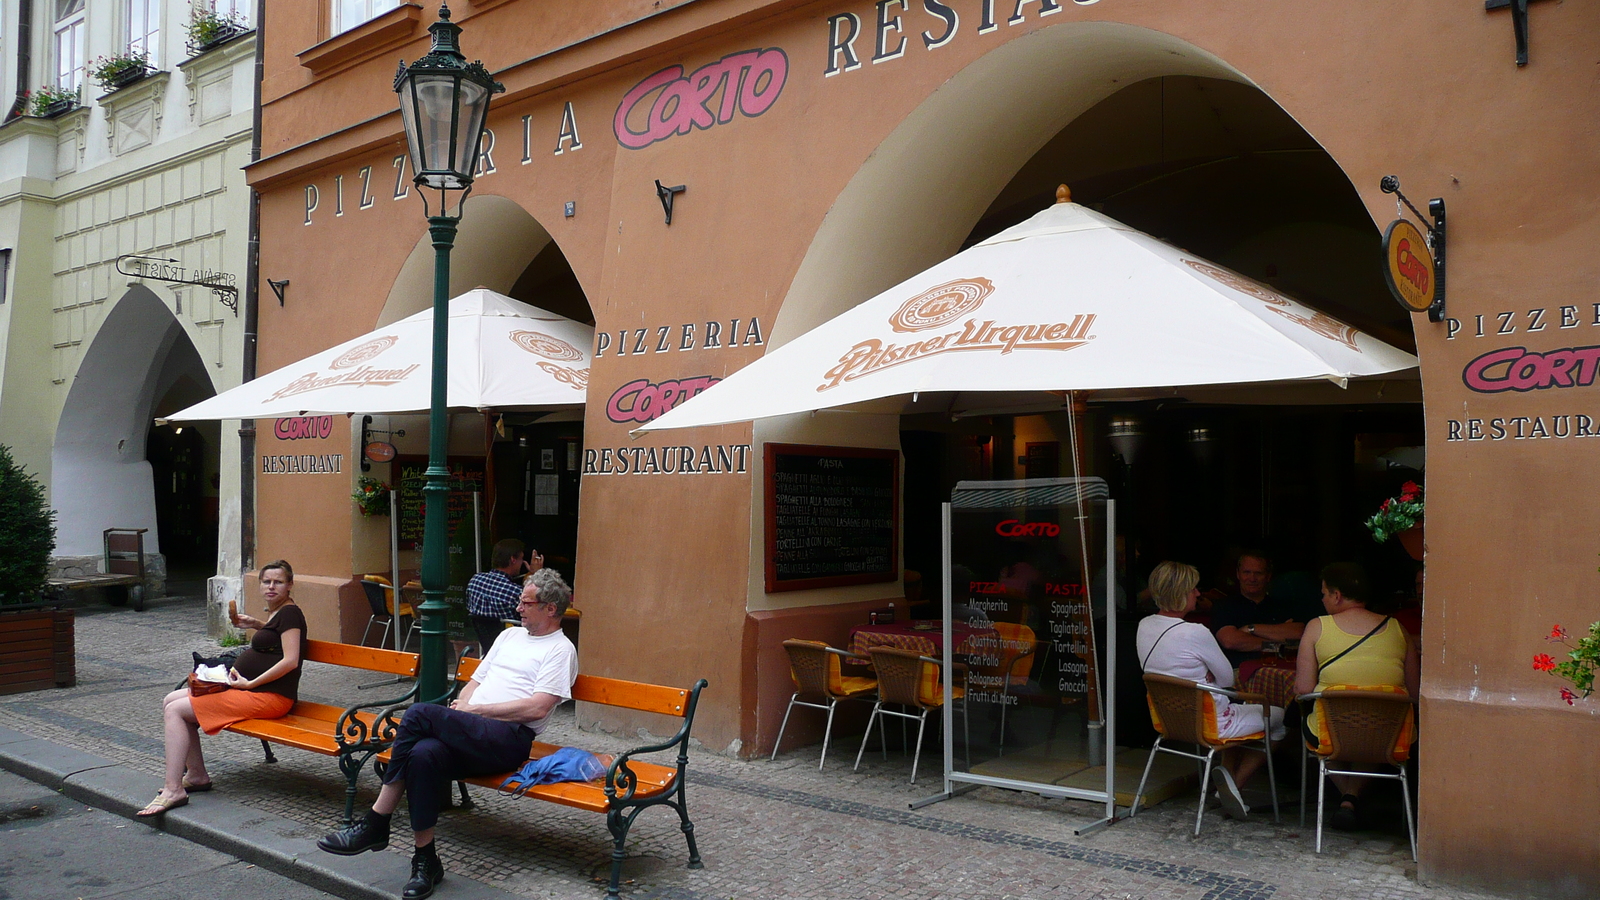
[393,2,503,703]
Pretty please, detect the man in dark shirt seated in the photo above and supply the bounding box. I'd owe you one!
[1210,551,1318,667]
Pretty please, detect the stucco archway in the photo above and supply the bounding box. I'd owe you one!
[376,193,592,327]
[51,286,216,557]
[774,22,1305,347]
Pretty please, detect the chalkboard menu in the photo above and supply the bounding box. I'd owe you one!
[394,456,487,552]
[764,443,899,593]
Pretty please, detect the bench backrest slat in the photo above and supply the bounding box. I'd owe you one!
[454,657,689,718]
[304,639,419,677]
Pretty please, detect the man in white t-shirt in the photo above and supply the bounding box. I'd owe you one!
[318,569,577,900]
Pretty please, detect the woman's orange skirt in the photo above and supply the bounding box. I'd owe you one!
[192,688,294,735]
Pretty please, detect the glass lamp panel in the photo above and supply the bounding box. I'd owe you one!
[453,79,491,179]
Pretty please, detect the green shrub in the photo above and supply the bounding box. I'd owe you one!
[0,445,57,606]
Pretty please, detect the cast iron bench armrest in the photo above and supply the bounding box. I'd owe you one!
[334,684,420,753]
[603,678,708,806]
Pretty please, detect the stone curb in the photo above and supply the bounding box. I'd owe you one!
[0,725,520,900]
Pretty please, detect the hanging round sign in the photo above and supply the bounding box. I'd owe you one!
[364,441,397,463]
[1382,218,1436,314]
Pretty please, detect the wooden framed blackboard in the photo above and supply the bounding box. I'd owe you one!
[764,443,899,593]
[393,455,487,552]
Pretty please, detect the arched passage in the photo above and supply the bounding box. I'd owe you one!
[52,286,217,560]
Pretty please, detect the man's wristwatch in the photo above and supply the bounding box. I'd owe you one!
[1244,624,1258,636]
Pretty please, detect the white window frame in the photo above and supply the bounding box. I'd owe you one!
[127,0,161,61]
[200,0,254,27]
[55,1,86,93]
[334,0,402,37]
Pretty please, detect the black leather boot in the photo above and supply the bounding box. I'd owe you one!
[317,810,391,855]
[402,841,444,900]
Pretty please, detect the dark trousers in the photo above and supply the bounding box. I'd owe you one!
[471,615,508,655]
[382,703,533,832]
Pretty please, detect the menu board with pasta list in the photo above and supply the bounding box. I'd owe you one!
[764,443,899,593]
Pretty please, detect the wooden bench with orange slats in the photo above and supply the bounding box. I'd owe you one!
[223,639,420,824]
[379,656,708,900]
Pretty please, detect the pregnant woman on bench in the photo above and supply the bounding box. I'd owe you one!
[138,559,306,816]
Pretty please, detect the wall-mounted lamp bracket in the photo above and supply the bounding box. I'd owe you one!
[655,179,686,225]
[268,279,290,306]
[1485,0,1550,67]
[1380,175,1447,322]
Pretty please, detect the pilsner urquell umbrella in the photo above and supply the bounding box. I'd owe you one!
[637,192,1417,433]
[165,289,593,421]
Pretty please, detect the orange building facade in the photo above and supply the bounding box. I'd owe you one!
[246,2,1599,895]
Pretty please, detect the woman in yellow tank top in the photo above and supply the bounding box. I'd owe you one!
[1294,563,1419,829]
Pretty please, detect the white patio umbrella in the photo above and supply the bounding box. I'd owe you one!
[637,195,1417,433]
[166,289,593,420]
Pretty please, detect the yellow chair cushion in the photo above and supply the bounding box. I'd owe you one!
[915,663,962,707]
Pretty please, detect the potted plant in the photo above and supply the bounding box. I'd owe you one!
[25,85,81,118]
[1365,480,1423,560]
[89,50,152,93]
[0,444,73,696]
[352,476,392,517]
[186,5,249,55]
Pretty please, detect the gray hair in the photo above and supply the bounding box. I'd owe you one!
[528,568,572,615]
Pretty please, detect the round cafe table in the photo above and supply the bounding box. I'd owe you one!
[1240,656,1299,711]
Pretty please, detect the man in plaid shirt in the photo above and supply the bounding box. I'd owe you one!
[466,539,542,653]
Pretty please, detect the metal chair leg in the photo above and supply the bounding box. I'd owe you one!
[854,703,882,771]
[1130,737,1162,817]
[910,708,930,785]
[819,699,837,770]
[1399,767,1417,862]
[1195,750,1216,836]
[1263,734,1280,823]
[1315,759,1328,853]
[771,694,800,761]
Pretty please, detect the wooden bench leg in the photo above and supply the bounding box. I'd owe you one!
[259,739,278,764]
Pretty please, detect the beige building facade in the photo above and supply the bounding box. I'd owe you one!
[0,1,256,605]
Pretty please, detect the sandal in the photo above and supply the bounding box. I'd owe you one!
[181,776,213,792]
[136,792,188,817]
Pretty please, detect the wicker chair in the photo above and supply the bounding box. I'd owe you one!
[771,640,877,769]
[990,621,1038,755]
[852,646,968,784]
[1298,689,1417,859]
[1131,672,1279,835]
[359,576,419,650]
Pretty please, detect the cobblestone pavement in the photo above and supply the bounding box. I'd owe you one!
[4,600,1504,900]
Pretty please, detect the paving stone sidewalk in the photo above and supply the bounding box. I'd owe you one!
[2,599,1503,900]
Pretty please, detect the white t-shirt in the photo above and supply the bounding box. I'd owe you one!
[470,627,578,733]
[1136,615,1236,718]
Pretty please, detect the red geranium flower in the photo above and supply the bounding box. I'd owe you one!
[1549,624,1569,641]
[1380,499,1392,511]
[1401,481,1421,495]
[1560,688,1579,706]
[1533,653,1558,671]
